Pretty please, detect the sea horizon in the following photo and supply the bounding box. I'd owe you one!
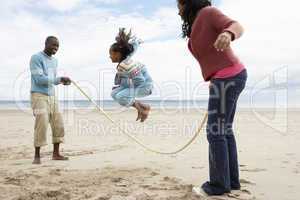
[1,98,299,110]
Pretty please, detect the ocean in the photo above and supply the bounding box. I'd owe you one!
[1,96,298,111]
[0,100,210,110]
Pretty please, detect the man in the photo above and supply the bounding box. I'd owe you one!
[30,36,71,164]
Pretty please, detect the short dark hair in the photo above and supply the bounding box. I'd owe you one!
[45,36,58,44]
[110,28,134,62]
[178,0,211,38]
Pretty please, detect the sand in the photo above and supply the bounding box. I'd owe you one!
[0,108,300,200]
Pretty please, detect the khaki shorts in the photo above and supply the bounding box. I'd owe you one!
[31,93,65,147]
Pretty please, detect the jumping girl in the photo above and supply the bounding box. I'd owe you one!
[110,28,153,122]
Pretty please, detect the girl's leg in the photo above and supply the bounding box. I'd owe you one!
[112,87,134,107]
[112,87,150,122]
[132,83,153,122]
[111,86,124,102]
[134,100,150,122]
[134,83,153,98]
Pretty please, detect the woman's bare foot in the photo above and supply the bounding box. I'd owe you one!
[32,157,41,164]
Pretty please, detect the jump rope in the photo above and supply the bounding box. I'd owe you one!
[71,79,208,155]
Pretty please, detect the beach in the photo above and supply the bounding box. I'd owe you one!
[0,108,299,200]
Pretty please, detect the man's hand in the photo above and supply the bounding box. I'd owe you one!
[60,77,71,85]
[214,31,232,52]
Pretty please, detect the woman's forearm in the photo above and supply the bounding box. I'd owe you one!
[224,22,244,41]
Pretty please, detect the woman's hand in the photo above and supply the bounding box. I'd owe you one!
[214,31,232,51]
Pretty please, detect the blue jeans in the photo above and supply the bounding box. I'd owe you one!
[202,69,247,195]
[112,66,153,107]
[111,83,153,107]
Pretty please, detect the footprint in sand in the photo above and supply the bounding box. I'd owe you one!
[115,188,130,196]
[286,153,294,156]
[150,171,159,176]
[89,194,111,200]
[240,179,256,185]
[229,189,256,200]
[61,145,126,157]
[192,166,205,169]
[63,150,95,157]
[193,194,228,200]
[293,169,299,174]
[115,179,132,188]
[98,145,128,153]
[109,195,135,200]
[241,168,267,172]
[4,177,23,186]
[134,192,156,200]
[18,189,70,200]
[49,169,61,176]
[11,162,24,166]
[162,176,180,184]
[111,177,124,183]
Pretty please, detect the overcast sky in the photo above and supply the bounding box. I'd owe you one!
[0,0,299,101]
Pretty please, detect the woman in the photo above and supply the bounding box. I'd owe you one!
[177,0,247,196]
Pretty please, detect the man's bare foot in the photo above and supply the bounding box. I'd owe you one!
[52,155,69,161]
[32,157,41,164]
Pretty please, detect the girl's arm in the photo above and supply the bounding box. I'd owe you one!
[127,37,143,59]
[129,66,145,87]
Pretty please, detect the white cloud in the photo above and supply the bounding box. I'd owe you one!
[44,0,122,12]
[218,0,300,83]
[46,0,82,12]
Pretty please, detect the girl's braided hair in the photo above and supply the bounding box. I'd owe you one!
[110,28,134,61]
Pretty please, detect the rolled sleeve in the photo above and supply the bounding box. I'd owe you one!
[209,7,236,34]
